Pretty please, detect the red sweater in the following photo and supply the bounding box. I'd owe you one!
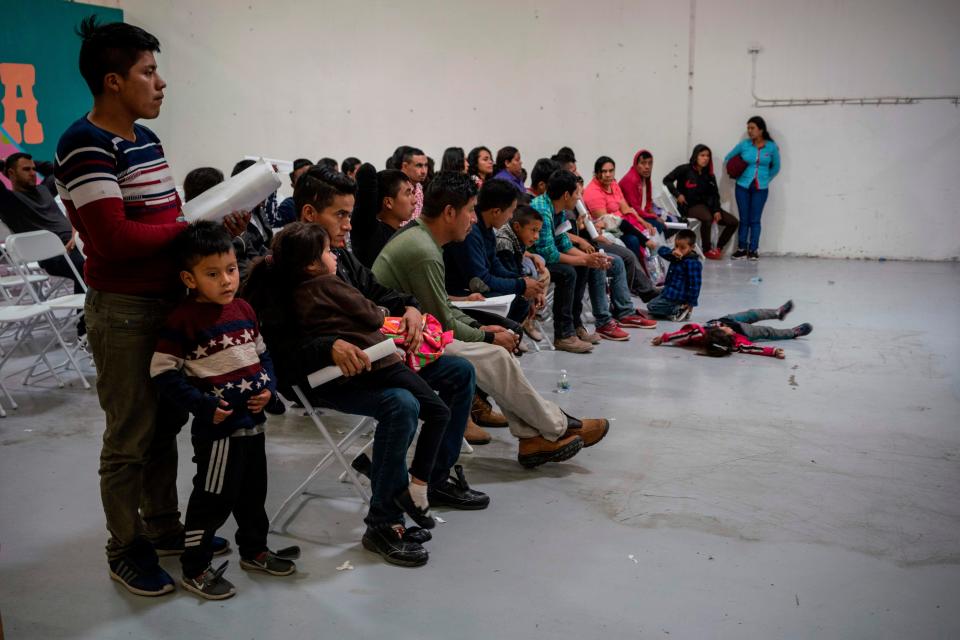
[657,323,779,357]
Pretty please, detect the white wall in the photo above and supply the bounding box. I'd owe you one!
[116,0,960,259]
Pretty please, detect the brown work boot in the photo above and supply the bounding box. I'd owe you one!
[576,326,601,345]
[517,433,584,469]
[472,395,508,429]
[562,414,610,448]
[464,418,492,445]
[553,335,593,354]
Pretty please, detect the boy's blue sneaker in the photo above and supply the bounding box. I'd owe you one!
[153,531,230,557]
[108,556,175,597]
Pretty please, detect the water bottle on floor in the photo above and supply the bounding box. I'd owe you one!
[557,369,571,393]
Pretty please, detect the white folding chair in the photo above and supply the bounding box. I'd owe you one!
[4,231,91,389]
[0,300,60,416]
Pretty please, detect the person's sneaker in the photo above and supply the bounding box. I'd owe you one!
[517,433,584,469]
[428,465,490,510]
[153,531,230,557]
[596,321,629,341]
[351,452,372,479]
[403,526,432,544]
[361,524,429,567]
[522,318,544,341]
[731,249,748,260]
[554,335,594,354]
[670,306,693,322]
[393,487,436,529]
[180,561,236,600]
[575,326,601,345]
[778,299,794,320]
[793,322,813,337]
[240,549,297,576]
[562,414,611,448]
[704,248,722,260]
[464,418,492,445]
[748,251,759,261]
[471,395,509,429]
[617,314,658,329]
[108,556,175,597]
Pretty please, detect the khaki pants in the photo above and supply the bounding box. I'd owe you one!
[445,340,565,440]
[86,289,187,560]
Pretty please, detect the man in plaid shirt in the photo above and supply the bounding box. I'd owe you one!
[646,229,702,321]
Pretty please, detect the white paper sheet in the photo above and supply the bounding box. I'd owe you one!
[306,338,400,388]
[451,294,516,318]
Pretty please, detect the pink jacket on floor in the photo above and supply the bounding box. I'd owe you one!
[657,324,779,357]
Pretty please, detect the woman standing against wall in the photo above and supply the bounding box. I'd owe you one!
[724,116,781,260]
[663,144,739,260]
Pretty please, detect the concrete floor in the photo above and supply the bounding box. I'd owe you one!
[1,257,959,639]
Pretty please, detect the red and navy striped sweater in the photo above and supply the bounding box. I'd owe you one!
[150,298,277,439]
[657,323,779,357]
[54,116,187,296]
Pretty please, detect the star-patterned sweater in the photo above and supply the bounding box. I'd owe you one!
[150,297,277,439]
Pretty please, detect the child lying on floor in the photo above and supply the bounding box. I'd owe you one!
[650,300,812,358]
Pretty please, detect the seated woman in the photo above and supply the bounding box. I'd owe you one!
[618,149,668,235]
[467,146,494,188]
[491,146,526,194]
[662,144,739,260]
[582,156,656,261]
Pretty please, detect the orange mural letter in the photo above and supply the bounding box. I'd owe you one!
[0,63,44,145]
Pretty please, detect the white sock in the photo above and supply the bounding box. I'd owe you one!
[409,482,429,511]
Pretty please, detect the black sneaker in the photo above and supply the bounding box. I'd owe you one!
[731,249,748,260]
[428,465,490,510]
[181,561,236,600]
[108,556,175,597]
[361,524,428,567]
[153,531,230,557]
[393,488,435,529]
[748,251,759,261]
[778,299,794,320]
[240,549,297,576]
[351,453,372,479]
[793,322,813,337]
[403,526,432,544]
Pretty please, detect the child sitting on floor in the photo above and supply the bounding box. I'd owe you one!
[244,222,451,532]
[651,299,813,358]
[645,228,702,321]
[150,222,295,601]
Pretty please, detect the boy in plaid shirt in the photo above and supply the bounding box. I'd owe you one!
[646,229,702,321]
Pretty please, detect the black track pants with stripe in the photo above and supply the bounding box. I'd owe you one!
[181,433,268,578]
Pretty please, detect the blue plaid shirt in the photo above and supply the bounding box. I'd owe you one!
[657,246,702,306]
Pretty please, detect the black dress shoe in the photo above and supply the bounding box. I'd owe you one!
[361,525,428,567]
[428,465,490,510]
[393,488,436,529]
[403,527,432,544]
[351,453,372,479]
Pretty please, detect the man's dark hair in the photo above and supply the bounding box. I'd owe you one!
[440,147,466,173]
[476,178,518,213]
[2,152,32,177]
[391,146,425,169]
[551,151,577,170]
[421,171,477,219]
[703,327,735,357]
[637,150,653,162]
[494,146,519,173]
[341,157,361,174]
[511,205,543,227]
[467,146,492,177]
[557,147,577,162]
[675,229,697,245]
[593,156,615,175]
[316,157,339,172]
[293,166,357,219]
[530,158,561,189]
[230,159,256,177]
[182,166,224,202]
[77,16,161,96]
[171,221,233,270]
[289,158,312,185]
[546,169,579,201]
[377,169,411,205]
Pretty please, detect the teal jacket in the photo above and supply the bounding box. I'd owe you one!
[724,139,780,190]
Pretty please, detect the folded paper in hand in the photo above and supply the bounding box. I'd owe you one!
[451,294,515,318]
[181,158,282,223]
[307,338,400,388]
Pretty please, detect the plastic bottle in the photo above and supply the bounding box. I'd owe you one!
[557,369,571,393]
[750,276,763,285]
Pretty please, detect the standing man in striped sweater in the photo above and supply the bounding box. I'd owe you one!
[54,18,244,597]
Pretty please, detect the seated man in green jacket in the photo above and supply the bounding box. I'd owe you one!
[372,171,610,468]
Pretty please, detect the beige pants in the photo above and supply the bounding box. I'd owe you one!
[445,340,566,440]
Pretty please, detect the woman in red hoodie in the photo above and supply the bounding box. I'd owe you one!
[619,149,667,235]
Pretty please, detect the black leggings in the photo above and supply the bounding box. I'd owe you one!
[684,204,739,251]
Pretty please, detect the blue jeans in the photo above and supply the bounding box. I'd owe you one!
[735,184,769,252]
[588,253,634,326]
[646,295,684,319]
[409,356,474,486]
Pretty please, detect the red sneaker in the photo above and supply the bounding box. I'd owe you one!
[617,314,658,329]
[705,248,722,260]
[596,321,630,341]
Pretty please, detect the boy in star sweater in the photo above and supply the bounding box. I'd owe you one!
[150,222,293,600]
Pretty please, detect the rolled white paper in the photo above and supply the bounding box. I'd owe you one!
[575,199,589,217]
[664,221,689,229]
[583,215,599,239]
[307,338,400,388]
[182,158,282,223]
